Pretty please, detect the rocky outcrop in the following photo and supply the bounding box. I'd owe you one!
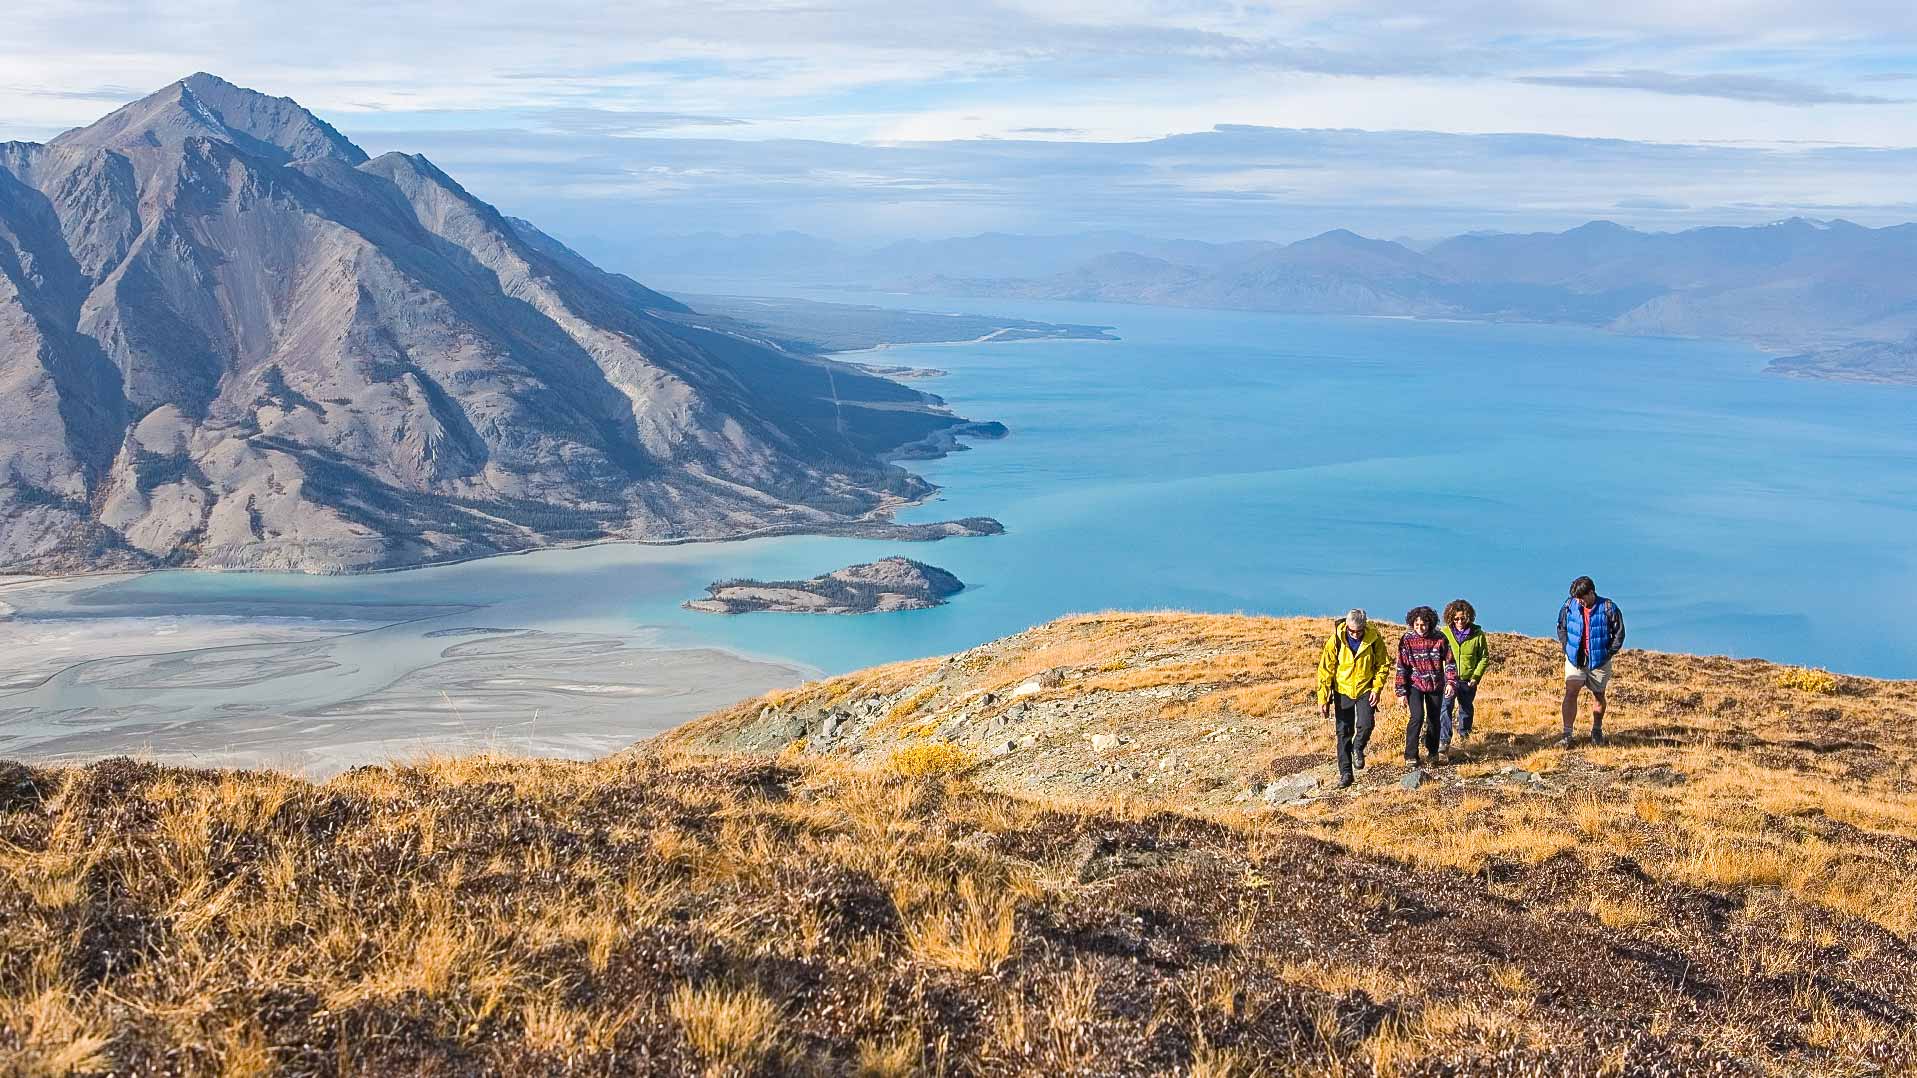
[0,74,993,572]
[686,556,964,614]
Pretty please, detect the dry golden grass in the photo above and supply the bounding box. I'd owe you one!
[678,613,1917,955]
[1589,894,1656,929]
[8,733,1917,1074]
[17,610,1917,1074]
[901,876,1019,973]
[884,685,943,727]
[669,983,783,1071]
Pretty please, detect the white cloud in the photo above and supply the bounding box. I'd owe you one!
[5,1,1917,243]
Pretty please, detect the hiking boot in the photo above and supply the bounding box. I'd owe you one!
[1337,773,1354,789]
[1591,729,1608,747]
[1353,751,1367,771]
[1437,737,1451,754]
[1554,734,1574,749]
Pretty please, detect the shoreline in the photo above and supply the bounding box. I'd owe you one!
[829,334,1119,358]
[0,602,817,777]
[0,479,1004,584]
[871,287,1883,383]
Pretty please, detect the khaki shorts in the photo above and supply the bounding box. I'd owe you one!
[1565,661,1613,693]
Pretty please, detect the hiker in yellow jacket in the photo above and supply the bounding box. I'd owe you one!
[1318,608,1392,788]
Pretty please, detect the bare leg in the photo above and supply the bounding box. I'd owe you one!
[1560,680,1581,738]
[1590,689,1607,740]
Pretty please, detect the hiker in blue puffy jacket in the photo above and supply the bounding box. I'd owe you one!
[1556,575,1625,747]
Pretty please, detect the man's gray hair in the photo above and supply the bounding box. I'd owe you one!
[1344,608,1368,629]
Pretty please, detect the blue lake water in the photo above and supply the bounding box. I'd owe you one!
[13,296,1917,746]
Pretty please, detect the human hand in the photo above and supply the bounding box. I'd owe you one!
[1368,691,1380,707]
[1320,700,1331,720]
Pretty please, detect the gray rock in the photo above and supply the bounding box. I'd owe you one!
[1262,773,1318,802]
[1089,733,1120,752]
[992,741,1016,757]
[0,74,996,573]
[1400,769,1429,790]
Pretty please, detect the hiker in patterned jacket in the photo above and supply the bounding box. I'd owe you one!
[1557,575,1626,747]
[1395,606,1458,766]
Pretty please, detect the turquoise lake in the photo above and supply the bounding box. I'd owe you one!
[14,295,1917,748]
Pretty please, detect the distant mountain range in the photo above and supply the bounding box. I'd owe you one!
[630,221,1917,384]
[0,75,996,573]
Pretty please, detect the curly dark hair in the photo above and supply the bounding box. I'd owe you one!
[1443,598,1476,625]
[1405,605,1439,631]
[1569,575,1597,599]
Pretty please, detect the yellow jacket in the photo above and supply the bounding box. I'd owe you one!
[1317,623,1391,704]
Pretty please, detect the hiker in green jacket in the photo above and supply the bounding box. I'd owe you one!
[1317,609,1391,788]
[1439,599,1491,751]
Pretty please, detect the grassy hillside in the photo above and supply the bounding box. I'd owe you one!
[5,613,1917,1074]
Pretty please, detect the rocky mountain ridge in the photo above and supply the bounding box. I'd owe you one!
[0,74,992,572]
[636,221,1917,382]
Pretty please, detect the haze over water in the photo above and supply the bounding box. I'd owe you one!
[9,294,1916,760]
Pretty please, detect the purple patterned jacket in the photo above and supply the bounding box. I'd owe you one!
[1395,632,1458,697]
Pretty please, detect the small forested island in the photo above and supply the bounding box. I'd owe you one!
[686,557,965,614]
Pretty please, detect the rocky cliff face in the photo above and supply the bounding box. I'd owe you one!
[0,74,981,572]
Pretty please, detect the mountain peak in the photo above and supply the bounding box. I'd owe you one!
[48,73,367,166]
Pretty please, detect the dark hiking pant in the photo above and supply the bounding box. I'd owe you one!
[1333,693,1375,778]
[1440,681,1478,743]
[1404,685,1443,761]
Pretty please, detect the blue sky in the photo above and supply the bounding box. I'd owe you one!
[5,2,1917,246]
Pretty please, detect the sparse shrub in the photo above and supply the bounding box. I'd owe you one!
[885,742,977,778]
[1776,667,1840,695]
[897,719,941,740]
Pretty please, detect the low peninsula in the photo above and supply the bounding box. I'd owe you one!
[686,557,964,615]
[664,293,1118,353]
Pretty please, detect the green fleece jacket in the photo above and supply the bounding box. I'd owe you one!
[1441,624,1491,683]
